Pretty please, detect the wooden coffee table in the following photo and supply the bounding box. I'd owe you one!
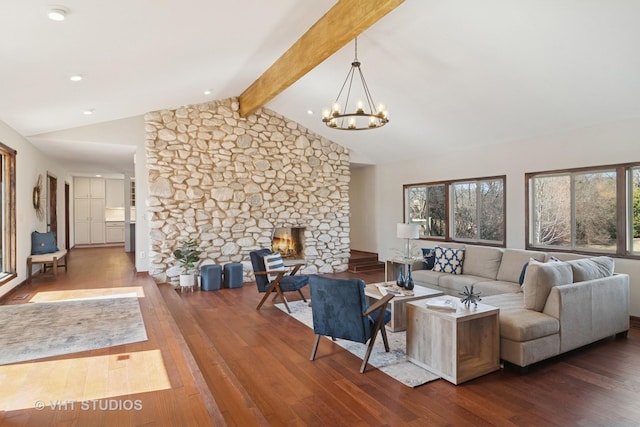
[364,282,443,332]
[406,296,500,384]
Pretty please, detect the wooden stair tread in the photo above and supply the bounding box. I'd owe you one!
[348,250,385,273]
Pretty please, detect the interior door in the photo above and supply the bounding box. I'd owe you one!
[48,174,58,242]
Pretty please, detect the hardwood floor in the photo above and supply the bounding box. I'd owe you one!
[2,247,640,426]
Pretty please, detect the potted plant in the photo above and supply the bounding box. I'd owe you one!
[173,238,202,289]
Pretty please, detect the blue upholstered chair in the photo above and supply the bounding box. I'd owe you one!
[309,276,394,373]
[249,249,309,313]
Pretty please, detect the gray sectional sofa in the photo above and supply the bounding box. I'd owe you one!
[412,243,630,369]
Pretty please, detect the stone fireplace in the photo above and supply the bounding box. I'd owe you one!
[272,227,305,259]
[145,97,351,284]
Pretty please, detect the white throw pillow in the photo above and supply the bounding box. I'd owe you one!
[264,252,285,282]
[522,259,573,312]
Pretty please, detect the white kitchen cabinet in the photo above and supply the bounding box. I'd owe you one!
[74,177,105,245]
[75,177,105,199]
[105,179,125,208]
[105,222,125,243]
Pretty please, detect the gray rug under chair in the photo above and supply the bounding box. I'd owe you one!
[275,300,441,387]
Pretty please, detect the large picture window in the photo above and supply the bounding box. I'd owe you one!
[404,175,505,245]
[527,163,639,257]
[0,142,17,284]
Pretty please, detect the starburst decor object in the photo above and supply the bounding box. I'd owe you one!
[459,285,482,308]
[322,37,388,130]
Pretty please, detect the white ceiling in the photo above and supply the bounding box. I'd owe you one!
[2,1,640,175]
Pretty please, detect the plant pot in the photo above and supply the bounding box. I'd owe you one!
[179,273,196,289]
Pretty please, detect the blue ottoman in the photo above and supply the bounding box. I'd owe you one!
[200,264,222,291]
[223,263,243,289]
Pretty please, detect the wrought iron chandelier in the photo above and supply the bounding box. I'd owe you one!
[322,38,388,130]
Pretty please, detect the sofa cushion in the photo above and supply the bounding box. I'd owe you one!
[473,280,522,296]
[496,249,546,283]
[518,255,561,285]
[522,259,573,311]
[438,274,485,291]
[482,293,560,341]
[462,245,503,280]
[31,231,59,255]
[433,246,465,274]
[422,248,436,270]
[411,269,447,287]
[567,256,614,282]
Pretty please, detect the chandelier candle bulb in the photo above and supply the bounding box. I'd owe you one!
[356,100,364,114]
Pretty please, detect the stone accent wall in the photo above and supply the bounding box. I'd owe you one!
[145,97,350,284]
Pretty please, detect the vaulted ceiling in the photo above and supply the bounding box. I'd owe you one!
[2,1,640,175]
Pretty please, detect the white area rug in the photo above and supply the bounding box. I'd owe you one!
[275,300,440,387]
[0,295,148,365]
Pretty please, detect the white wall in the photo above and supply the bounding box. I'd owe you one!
[350,116,640,316]
[349,166,378,252]
[33,116,149,272]
[0,121,68,299]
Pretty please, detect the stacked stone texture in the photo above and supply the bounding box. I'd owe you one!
[145,97,351,284]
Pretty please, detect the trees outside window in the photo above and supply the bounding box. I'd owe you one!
[405,175,505,245]
[631,167,640,253]
[407,184,446,238]
[528,163,639,257]
[0,142,16,283]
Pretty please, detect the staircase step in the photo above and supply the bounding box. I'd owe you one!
[348,261,385,273]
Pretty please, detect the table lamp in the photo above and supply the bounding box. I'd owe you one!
[397,223,420,259]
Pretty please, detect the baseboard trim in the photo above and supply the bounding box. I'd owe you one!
[630,316,640,329]
[0,279,29,304]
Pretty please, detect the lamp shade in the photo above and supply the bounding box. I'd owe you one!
[397,223,420,239]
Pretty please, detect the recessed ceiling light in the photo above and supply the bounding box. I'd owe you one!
[69,74,82,82]
[95,174,102,178]
[83,109,94,115]
[203,89,212,95]
[307,110,314,115]
[47,8,67,21]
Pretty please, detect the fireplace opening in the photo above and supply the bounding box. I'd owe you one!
[271,227,305,259]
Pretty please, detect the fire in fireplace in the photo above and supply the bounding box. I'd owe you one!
[271,227,305,259]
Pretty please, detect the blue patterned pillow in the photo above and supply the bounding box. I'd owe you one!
[422,248,435,270]
[432,246,465,275]
[31,231,59,255]
[264,252,285,282]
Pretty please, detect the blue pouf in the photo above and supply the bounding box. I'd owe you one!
[200,264,222,291]
[223,263,243,289]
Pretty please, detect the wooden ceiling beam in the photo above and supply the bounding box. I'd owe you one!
[238,0,404,117]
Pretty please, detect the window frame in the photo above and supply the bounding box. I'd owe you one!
[403,174,506,247]
[0,141,17,285]
[525,162,640,259]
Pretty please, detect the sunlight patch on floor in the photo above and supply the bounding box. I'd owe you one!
[0,349,170,411]
[29,286,145,302]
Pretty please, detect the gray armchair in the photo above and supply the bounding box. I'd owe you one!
[309,275,394,373]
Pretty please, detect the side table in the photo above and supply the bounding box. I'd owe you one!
[406,296,500,384]
[364,283,443,332]
[385,256,423,284]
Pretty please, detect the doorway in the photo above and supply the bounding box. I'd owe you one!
[47,174,57,243]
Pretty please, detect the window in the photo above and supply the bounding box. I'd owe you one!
[406,184,446,238]
[527,163,639,257]
[630,166,640,254]
[0,142,17,284]
[404,175,506,245]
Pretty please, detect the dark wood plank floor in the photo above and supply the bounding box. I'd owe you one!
[3,247,640,426]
